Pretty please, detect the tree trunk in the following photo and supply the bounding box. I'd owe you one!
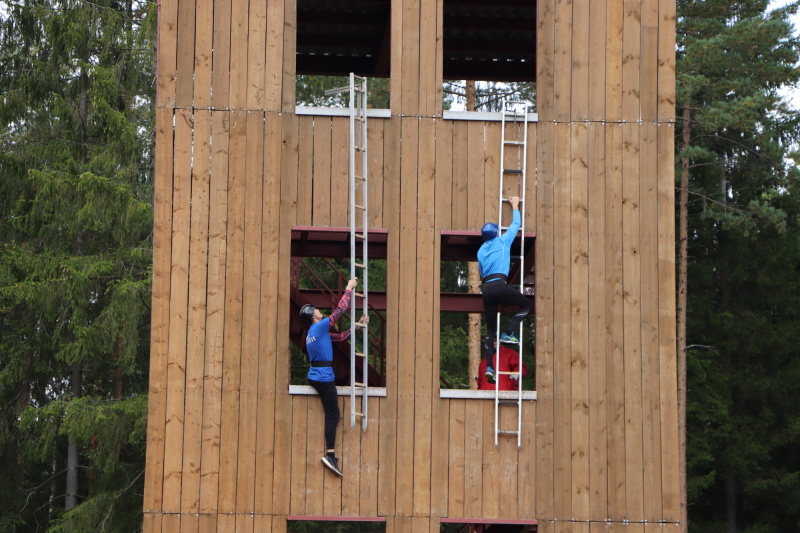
[466,80,477,112]
[678,104,690,533]
[65,363,82,510]
[468,262,482,388]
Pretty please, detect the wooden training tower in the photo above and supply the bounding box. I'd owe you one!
[144,0,680,531]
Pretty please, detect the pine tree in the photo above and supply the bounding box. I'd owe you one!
[676,1,800,531]
[0,0,155,530]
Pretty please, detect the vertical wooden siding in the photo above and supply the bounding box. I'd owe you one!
[146,0,679,531]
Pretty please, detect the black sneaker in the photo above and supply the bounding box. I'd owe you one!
[321,455,343,476]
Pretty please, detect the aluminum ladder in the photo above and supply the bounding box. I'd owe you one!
[325,74,370,430]
[493,99,529,447]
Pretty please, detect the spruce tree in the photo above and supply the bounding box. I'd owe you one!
[676,1,800,531]
[0,0,155,530]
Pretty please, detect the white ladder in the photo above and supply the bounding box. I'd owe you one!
[325,74,370,431]
[493,99,529,447]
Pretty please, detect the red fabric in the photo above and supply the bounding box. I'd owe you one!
[477,345,529,390]
[328,289,353,342]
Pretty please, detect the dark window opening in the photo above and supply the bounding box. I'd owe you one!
[288,518,386,533]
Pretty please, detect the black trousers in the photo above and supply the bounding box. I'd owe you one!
[481,279,531,366]
[308,378,340,450]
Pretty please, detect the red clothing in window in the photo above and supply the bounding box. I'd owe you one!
[477,345,529,391]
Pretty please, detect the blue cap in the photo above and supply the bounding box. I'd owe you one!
[481,223,499,241]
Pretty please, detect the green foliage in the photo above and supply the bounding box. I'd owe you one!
[297,75,391,108]
[677,1,800,530]
[0,0,155,530]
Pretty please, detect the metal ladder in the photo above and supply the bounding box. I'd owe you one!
[493,99,529,447]
[327,74,370,431]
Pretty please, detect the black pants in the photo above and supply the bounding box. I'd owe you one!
[308,378,340,450]
[481,279,531,367]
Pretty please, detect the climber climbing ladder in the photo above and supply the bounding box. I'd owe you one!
[326,73,370,431]
[494,99,529,447]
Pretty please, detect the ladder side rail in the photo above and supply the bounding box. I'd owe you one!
[359,75,370,430]
[349,72,358,429]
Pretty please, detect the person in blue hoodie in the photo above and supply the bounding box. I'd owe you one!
[477,196,531,384]
[299,277,368,477]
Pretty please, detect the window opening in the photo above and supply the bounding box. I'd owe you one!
[438,234,535,393]
[289,228,388,390]
[288,517,386,533]
[440,519,538,533]
[295,0,391,109]
[441,0,536,112]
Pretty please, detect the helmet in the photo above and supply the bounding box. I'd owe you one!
[299,304,315,325]
[481,223,499,241]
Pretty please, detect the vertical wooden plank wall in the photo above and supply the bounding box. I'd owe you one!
[146,0,679,531]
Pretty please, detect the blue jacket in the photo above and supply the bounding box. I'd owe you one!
[477,209,521,280]
[306,290,352,382]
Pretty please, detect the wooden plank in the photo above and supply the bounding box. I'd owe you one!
[518,400,537,519]
[341,395,362,515]
[463,400,483,517]
[228,0,250,108]
[237,111,266,514]
[181,110,212,517]
[163,108,193,513]
[142,511,160,533]
[360,394,381,516]
[418,0,437,115]
[571,0,590,120]
[199,111,230,515]
[235,514,254,533]
[622,123,644,520]
[217,110,248,514]
[587,123,609,519]
[377,118,401,517]
[412,118,436,517]
[622,0,642,120]
[175,0,197,107]
[447,399,466,518]
[210,0,232,109]
[389,0,402,112]
[536,0,555,120]
[193,0,214,108]
[466,121,485,231]
[497,401,518,519]
[281,0,298,112]
[217,513,235,533]
[450,121,469,229]
[289,395,309,514]
[368,120,385,229]
[400,0,420,114]
[588,0,607,118]
[434,119,453,231]
[265,0,286,111]
[181,513,200,533]
[641,25,658,122]
[605,122,626,521]
[162,514,181,533]
[481,400,500,519]
[570,121,590,521]
[305,393,325,516]
[144,107,173,516]
[395,118,419,516]
[484,121,501,229]
[256,113,284,514]
[434,0,444,115]
[296,116,314,226]
[157,0,179,107]
[322,396,344,515]
[553,0,573,121]
[605,0,624,122]
[640,123,663,521]
[198,514,217,533]
[552,123,572,520]
[246,0,267,109]
[525,124,538,230]
[657,124,680,522]
[330,117,349,227]
[534,122,555,519]
[430,396,450,517]
[657,0,677,122]
[312,117,332,226]
[280,113,300,226]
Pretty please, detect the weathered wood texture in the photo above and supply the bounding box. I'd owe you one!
[145,0,679,531]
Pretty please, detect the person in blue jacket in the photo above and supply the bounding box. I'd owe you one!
[478,196,530,383]
[299,276,368,477]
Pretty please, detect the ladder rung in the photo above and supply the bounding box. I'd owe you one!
[354,412,365,417]
[355,146,366,152]
[504,140,525,145]
[355,262,366,268]
[498,400,519,405]
[355,116,366,122]
[353,292,365,298]
[497,371,522,376]
[498,430,520,435]
[354,321,368,328]
[355,204,366,210]
[355,233,367,239]
[354,382,366,387]
[355,351,367,357]
[502,197,524,203]
[503,169,523,174]
[355,175,366,180]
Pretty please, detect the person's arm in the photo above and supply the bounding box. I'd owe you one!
[500,197,522,245]
[328,277,359,326]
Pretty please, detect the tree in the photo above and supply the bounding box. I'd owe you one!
[0,0,155,530]
[676,1,800,531]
